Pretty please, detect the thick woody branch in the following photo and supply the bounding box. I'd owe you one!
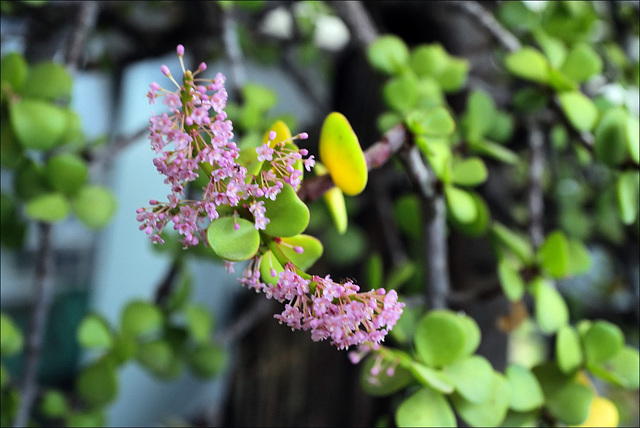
[64,1,100,72]
[13,224,55,428]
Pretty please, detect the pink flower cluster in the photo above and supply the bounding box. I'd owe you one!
[241,261,405,350]
[136,45,314,247]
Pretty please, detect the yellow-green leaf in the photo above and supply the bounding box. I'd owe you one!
[319,112,368,196]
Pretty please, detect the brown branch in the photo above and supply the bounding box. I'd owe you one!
[331,1,379,47]
[448,0,521,53]
[64,1,100,73]
[214,296,275,346]
[527,117,546,249]
[13,223,55,428]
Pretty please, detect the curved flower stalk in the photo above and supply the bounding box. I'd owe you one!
[137,45,404,351]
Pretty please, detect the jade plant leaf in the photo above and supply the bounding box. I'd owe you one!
[497,257,525,301]
[262,183,310,237]
[10,99,68,151]
[415,310,474,368]
[556,325,583,374]
[558,91,598,132]
[0,313,24,357]
[207,217,261,261]
[188,343,228,378]
[409,362,455,394]
[271,234,323,271]
[259,249,284,286]
[184,304,213,344]
[395,387,456,428]
[25,192,70,223]
[616,171,639,225]
[581,320,624,365]
[45,153,88,195]
[76,359,118,407]
[505,364,544,412]
[537,230,570,278]
[77,314,113,350]
[1,52,28,92]
[22,61,73,100]
[360,355,413,397]
[136,339,181,379]
[451,372,511,427]
[383,73,419,113]
[451,157,488,187]
[120,300,163,339]
[594,107,631,166]
[531,277,568,334]
[315,162,347,234]
[445,185,477,224]
[443,355,495,404]
[560,43,602,83]
[533,363,593,425]
[505,47,550,84]
[405,107,455,137]
[71,185,117,229]
[587,346,639,389]
[367,35,410,75]
[319,112,368,196]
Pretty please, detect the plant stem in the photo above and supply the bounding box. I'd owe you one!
[527,117,546,249]
[13,223,55,428]
[64,1,100,73]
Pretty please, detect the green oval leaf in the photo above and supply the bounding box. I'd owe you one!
[451,157,488,187]
[273,234,323,271]
[185,304,213,344]
[10,99,68,150]
[557,91,598,132]
[594,107,629,166]
[262,183,310,237]
[406,107,455,137]
[537,230,570,278]
[25,192,70,223]
[451,372,511,427]
[319,112,368,196]
[468,139,519,165]
[410,44,448,77]
[45,153,88,195]
[409,362,455,394]
[491,222,534,264]
[0,313,24,356]
[560,43,602,83]
[259,249,284,286]
[188,343,228,378]
[77,314,113,350]
[437,57,470,92]
[39,390,69,418]
[360,356,413,397]
[531,278,568,334]
[367,35,410,75]
[136,339,181,379]
[1,52,28,92]
[505,364,544,412]
[207,217,260,261]
[582,320,624,365]
[415,310,469,368]
[443,355,495,404]
[588,346,639,389]
[23,61,73,100]
[626,115,639,164]
[76,359,118,407]
[121,300,163,339]
[464,90,497,141]
[383,73,419,113]
[396,387,457,428]
[71,185,117,229]
[445,185,477,224]
[556,325,583,374]
[505,47,550,84]
[616,171,639,225]
[497,257,525,301]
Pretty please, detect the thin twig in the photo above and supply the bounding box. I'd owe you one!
[331,1,379,47]
[448,1,521,53]
[527,116,546,249]
[13,224,55,428]
[64,1,100,73]
[397,145,450,310]
[214,297,275,346]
